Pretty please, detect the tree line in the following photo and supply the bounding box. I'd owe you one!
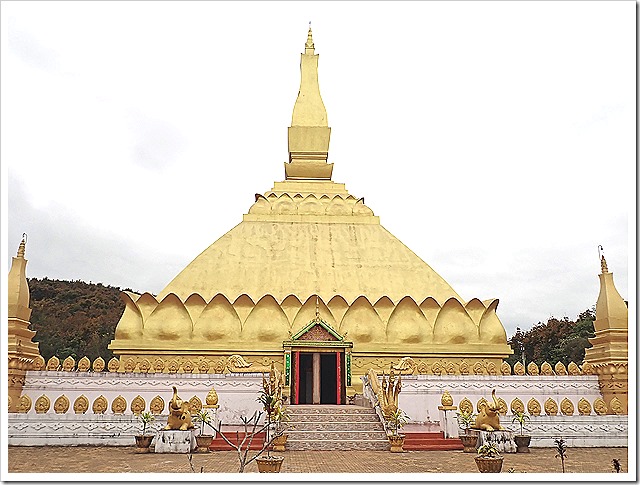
[27,277,128,362]
[506,308,595,368]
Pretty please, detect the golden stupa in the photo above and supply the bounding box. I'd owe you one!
[583,250,628,413]
[109,27,512,403]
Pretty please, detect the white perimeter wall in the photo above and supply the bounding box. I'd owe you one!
[396,374,627,447]
[16,370,264,423]
[8,371,628,448]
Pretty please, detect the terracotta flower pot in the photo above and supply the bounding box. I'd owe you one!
[475,456,504,473]
[256,456,284,473]
[135,435,153,453]
[460,433,478,453]
[514,435,531,453]
[388,434,405,453]
[195,434,212,452]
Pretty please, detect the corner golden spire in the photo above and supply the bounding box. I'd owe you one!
[8,234,40,411]
[9,235,31,320]
[285,24,333,180]
[585,248,628,414]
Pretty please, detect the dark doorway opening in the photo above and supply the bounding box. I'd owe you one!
[298,353,313,404]
[320,353,337,404]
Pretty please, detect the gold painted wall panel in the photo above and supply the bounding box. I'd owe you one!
[478,300,507,344]
[114,293,143,340]
[144,294,192,341]
[243,295,290,342]
[386,296,431,344]
[339,296,386,344]
[184,294,207,324]
[193,294,241,342]
[291,296,336,334]
[433,298,478,344]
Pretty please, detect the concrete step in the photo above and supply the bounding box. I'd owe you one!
[288,413,381,423]
[403,442,464,451]
[286,429,388,441]
[287,405,376,415]
[287,438,390,451]
[286,421,385,432]
[402,431,464,451]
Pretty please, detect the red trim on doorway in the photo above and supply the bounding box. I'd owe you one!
[336,351,341,405]
[294,351,300,405]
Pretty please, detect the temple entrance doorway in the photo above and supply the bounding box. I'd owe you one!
[320,353,337,404]
[298,353,313,404]
[283,313,352,405]
[293,350,344,405]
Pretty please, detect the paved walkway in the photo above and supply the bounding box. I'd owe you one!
[7,446,629,475]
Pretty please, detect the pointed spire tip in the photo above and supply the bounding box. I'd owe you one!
[305,22,315,53]
[598,245,608,274]
[17,233,27,258]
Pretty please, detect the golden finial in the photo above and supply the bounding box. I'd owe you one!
[206,387,219,406]
[305,22,315,54]
[315,295,320,319]
[17,233,27,258]
[598,245,608,273]
[441,390,454,407]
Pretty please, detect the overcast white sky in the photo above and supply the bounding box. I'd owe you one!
[2,1,635,337]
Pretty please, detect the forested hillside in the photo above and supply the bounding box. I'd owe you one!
[506,308,596,368]
[27,278,130,362]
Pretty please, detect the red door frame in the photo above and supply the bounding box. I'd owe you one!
[294,351,300,405]
[293,350,344,405]
[336,351,341,405]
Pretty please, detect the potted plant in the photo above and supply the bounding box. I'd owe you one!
[193,409,213,452]
[475,442,504,473]
[135,411,155,453]
[456,410,478,452]
[511,411,531,453]
[386,408,409,452]
[255,375,284,472]
[270,402,290,452]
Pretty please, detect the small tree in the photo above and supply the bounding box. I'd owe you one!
[271,401,290,435]
[386,408,409,436]
[138,411,155,436]
[208,363,285,472]
[193,410,211,436]
[212,410,281,473]
[456,410,476,434]
[554,438,568,473]
[257,389,280,458]
[511,411,530,436]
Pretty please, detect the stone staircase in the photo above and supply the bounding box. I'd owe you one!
[285,404,390,451]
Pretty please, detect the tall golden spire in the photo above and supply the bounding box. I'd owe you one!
[584,247,628,414]
[285,24,333,180]
[8,235,40,412]
[8,235,31,321]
